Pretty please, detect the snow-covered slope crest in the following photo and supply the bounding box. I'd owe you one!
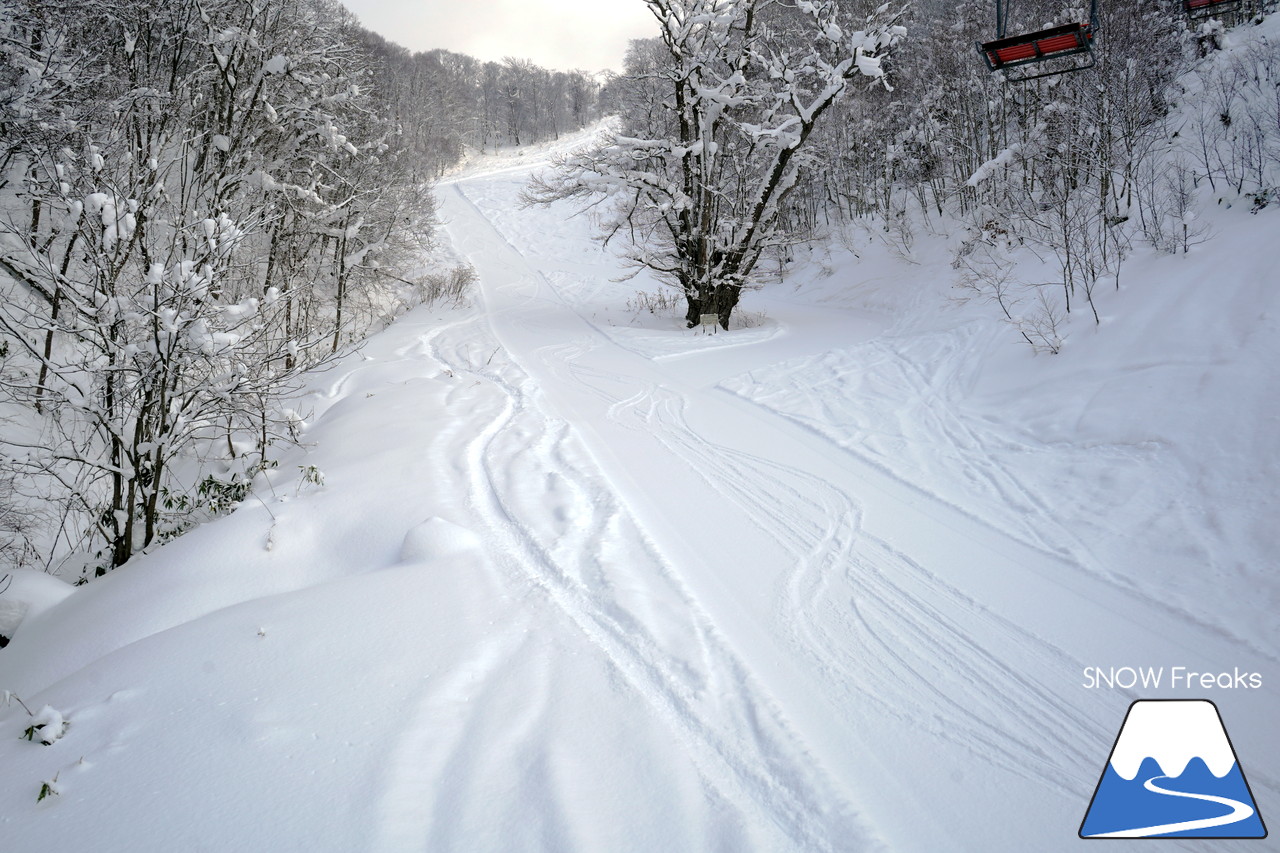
[0,570,75,642]
[1109,701,1238,781]
[438,120,612,186]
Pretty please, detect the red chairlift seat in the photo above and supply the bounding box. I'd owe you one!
[979,22,1094,74]
[977,0,1099,83]
[1184,0,1241,18]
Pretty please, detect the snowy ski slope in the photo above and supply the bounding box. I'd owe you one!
[0,123,1276,851]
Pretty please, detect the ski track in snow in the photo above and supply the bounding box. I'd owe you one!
[538,338,1099,798]
[441,177,1078,845]
[5,129,1272,852]
[431,160,1278,851]
[721,338,1279,666]
[372,274,878,846]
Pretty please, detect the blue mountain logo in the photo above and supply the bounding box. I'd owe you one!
[1080,699,1267,839]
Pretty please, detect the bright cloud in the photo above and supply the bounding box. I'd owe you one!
[339,0,657,72]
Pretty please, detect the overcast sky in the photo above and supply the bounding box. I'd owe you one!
[338,0,658,73]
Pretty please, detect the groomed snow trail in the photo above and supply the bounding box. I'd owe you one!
[383,308,877,852]
[435,156,1278,851]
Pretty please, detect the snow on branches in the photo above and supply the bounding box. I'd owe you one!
[0,0,434,575]
[527,0,904,329]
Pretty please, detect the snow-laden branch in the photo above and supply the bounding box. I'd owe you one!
[529,0,904,329]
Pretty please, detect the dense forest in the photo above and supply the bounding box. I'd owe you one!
[0,0,601,575]
[801,0,1279,346]
[579,0,1278,337]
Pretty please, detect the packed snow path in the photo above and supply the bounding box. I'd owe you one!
[430,157,1278,850]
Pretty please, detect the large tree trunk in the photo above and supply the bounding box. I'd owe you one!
[683,281,741,330]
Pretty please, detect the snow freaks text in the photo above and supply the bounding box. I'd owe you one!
[1082,667,1264,690]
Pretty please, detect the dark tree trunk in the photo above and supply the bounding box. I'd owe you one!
[683,282,741,330]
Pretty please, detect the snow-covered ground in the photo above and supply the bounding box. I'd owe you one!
[1,120,1276,850]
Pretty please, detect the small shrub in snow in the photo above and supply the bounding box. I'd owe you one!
[731,310,768,330]
[6,692,69,745]
[297,465,325,494]
[37,774,59,803]
[3,690,32,714]
[195,474,255,516]
[954,241,1060,353]
[1247,188,1280,214]
[22,705,69,746]
[418,265,476,308]
[157,467,263,545]
[1016,291,1066,356]
[625,289,683,316]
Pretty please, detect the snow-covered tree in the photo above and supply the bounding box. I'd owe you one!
[0,0,434,573]
[527,0,903,328]
[0,0,603,575]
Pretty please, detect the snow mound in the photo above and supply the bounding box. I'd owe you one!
[0,570,75,642]
[399,517,481,562]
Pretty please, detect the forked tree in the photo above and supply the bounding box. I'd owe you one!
[526,0,903,329]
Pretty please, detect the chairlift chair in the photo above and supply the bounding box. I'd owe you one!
[1184,0,1241,19]
[977,0,1099,83]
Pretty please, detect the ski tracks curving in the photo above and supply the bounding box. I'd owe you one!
[428,172,1273,850]
[391,188,882,850]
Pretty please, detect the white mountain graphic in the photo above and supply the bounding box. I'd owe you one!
[1109,699,1236,780]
